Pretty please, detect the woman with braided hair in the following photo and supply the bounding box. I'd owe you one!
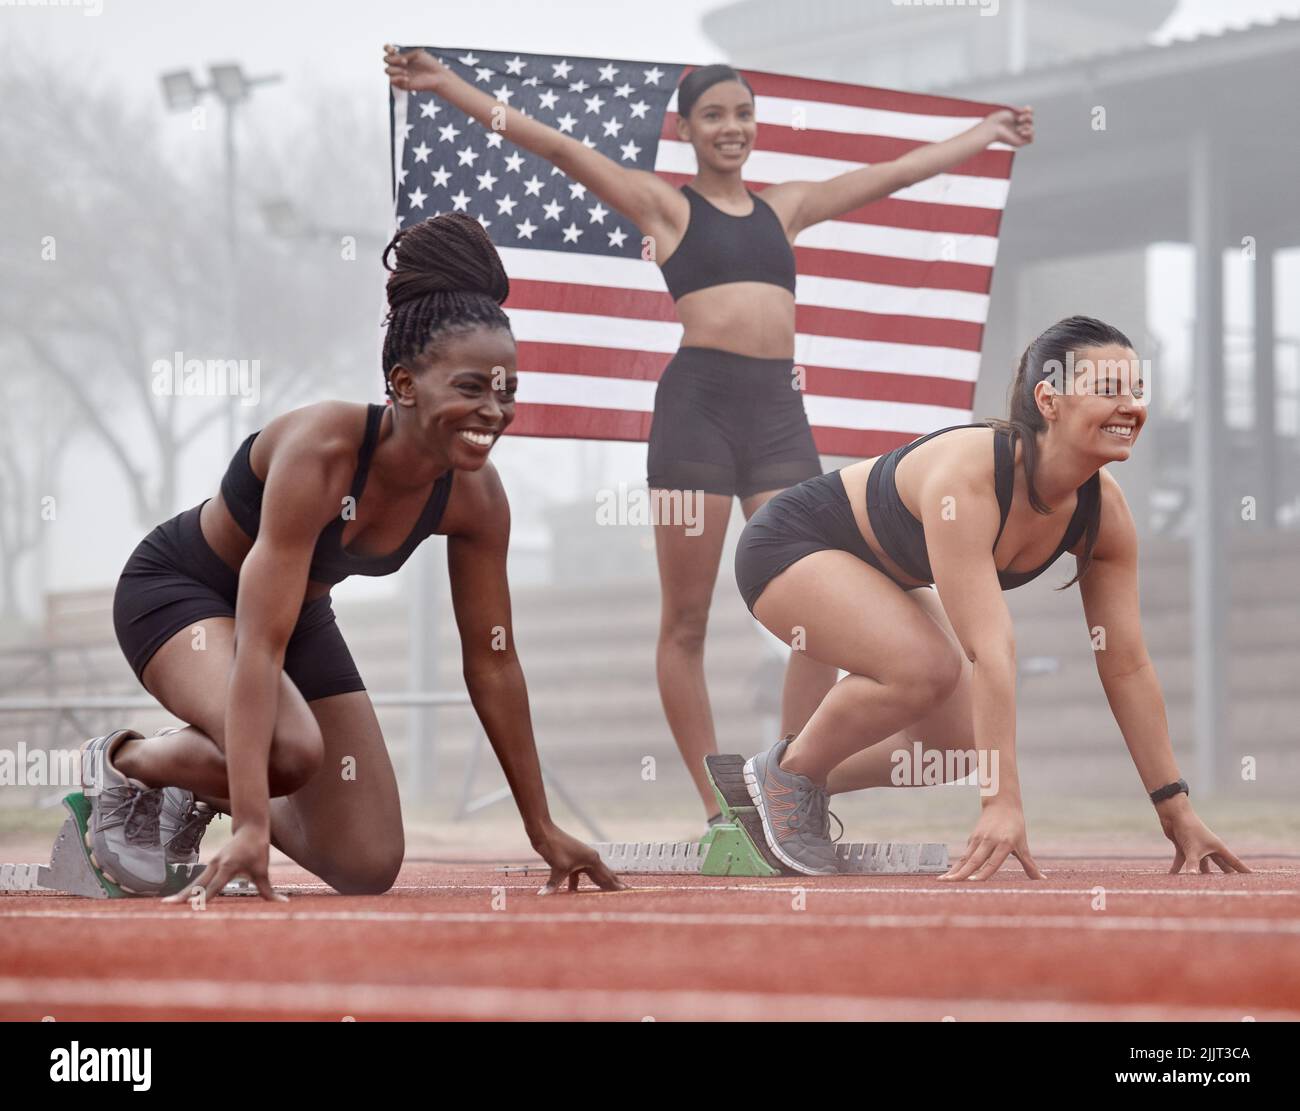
[94,212,623,901]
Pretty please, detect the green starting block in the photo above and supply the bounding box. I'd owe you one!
[591,754,949,877]
[0,792,207,899]
[699,753,785,876]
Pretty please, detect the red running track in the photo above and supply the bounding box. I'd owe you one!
[2,856,1298,1021]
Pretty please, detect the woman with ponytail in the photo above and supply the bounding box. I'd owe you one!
[731,316,1248,878]
[385,47,1033,825]
[95,213,622,900]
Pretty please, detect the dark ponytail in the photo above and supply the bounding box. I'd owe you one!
[982,315,1135,590]
[676,64,754,119]
[380,213,512,396]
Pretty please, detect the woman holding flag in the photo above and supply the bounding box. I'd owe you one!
[385,46,1032,823]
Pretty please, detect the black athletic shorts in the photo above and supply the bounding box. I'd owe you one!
[112,501,366,702]
[733,470,931,615]
[646,345,824,498]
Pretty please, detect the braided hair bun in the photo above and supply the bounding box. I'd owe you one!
[380,213,512,394]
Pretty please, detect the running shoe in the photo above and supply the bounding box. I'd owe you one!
[81,729,167,894]
[160,787,220,867]
[743,736,840,875]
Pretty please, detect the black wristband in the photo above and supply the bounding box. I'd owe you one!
[1149,778,1189,804]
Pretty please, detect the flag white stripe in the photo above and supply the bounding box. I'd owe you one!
[655,141,1010,209]
[508,309,981,380]
[667,89,1013,149]
[797,273,988,323]
[791,221,1000,267]
[517,371,971,432]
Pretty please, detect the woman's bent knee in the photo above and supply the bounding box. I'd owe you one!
[322,848,404,895]
[887,649,962,712]
[266,720,325,796]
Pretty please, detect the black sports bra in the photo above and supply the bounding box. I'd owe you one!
[866,423,1099,590]
[219,403,455,587]
[659,184,797,301]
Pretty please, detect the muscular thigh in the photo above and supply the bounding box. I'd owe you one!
[902,587,975,750]
[751,549,958,681]
[141,616,320,758]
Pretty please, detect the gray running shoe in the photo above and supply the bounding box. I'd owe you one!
[81,730,167,894]
[160,787,220,867]
[743,736,840,876]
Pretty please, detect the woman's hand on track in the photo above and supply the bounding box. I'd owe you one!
[162,824,287,904]
[941,799,1045,881]
[1159,800,1251,874]
[384,44,449,93]
[986,106,1034,148]
[534,826,627,894]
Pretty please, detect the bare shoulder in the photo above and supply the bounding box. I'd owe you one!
[915,426,1000,494]
[438,458,510,541]
[245,401,372,514]
[1084,466,1137,561]
[631,169,689,237]
[753,181,807,237]
[905,426,1001,532]
[255,400,369,469]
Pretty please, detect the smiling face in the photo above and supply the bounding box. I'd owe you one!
[1037,342,1146,460]
[677,79,756,173]
[387,325,517,469]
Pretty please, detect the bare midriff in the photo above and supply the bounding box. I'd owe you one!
[673,282,797,359]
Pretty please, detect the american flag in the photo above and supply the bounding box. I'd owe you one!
[390,46,1017,457]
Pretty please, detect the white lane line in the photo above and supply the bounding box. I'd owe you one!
[2,907,1299,935]
[5,880,1296,899]
[359,882,1300,898]
[0,976,1293,1023]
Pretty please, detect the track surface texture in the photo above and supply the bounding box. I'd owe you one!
[2,854,1298,1021]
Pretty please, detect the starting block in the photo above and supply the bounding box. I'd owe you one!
[594,754,948,877]
[0,792,217,899]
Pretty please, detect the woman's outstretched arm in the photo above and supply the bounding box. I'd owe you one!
[766,107,1033,237]
[385,45,679,235]
[1078,469,1249,874]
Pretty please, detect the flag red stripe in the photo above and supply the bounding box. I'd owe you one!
[720,68,1010,118]
[507,404,653,442]
[509,279,984,350]
[505,402,955,458]
[660,114,1014,180]
[792,247,992,294]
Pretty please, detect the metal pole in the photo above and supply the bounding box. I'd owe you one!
[224,100,239,456]
[407,543,440,801]
[1188,130,1227,795]
[1253,247,1277,528]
